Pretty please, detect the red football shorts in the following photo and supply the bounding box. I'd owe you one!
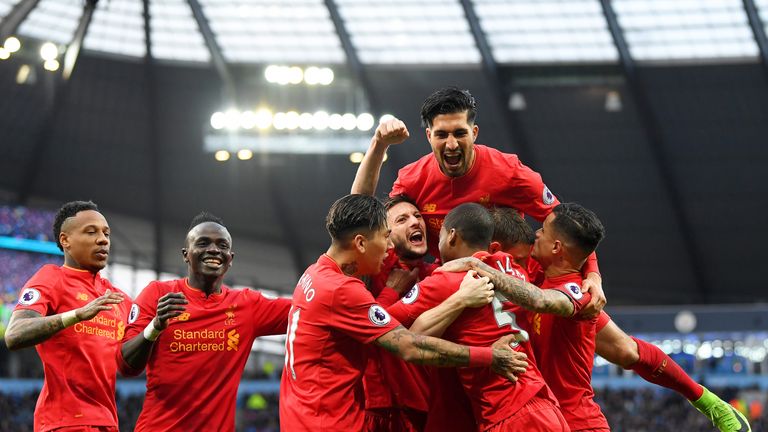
[485,392,570,432]
[596,310,612,333]
[364,407,428,432]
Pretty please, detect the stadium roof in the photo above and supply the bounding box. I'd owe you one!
[1,0,766,65]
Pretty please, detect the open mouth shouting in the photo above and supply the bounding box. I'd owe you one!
[408,230,425,248]
[443,151,463,172]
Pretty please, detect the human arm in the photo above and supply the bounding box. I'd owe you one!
[5,289,125,350]
[579,265,605,318]
[350,118,409,195]
[375,326,527,381]
[119,292,187,375]
[409,271,493,337]
[439,258,580,317]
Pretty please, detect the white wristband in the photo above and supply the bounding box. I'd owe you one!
[143,320,162,342]
[61,310,80,328]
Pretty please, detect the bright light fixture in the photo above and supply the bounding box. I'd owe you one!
[356,113,374,131]
[214,150,230,161]
[40,42,58,61]
[4,37,20,53]
[237,149,253,160]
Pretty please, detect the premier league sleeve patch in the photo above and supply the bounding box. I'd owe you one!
[564,283,583,301]
[18,288,41,306]
[368,305,392,326]
[401,284,420,304]
[542,186,555,205]
[128,304,140,324]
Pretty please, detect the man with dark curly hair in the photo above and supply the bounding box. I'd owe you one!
[5,200,131,432]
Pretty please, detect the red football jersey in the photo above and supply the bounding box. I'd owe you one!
[280,254,401,431]
[387,252,554,431]
[528,273,608,430]
[390,144,599,275]
[14,265,132,432]
[122,279,290,432]
[364,248,434,412]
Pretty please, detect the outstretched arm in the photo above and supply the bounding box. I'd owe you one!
[350,118,409,195]
[439,258,576,317]
[5,290,125,350]
[120,292,187,374]
[375,326,527,382]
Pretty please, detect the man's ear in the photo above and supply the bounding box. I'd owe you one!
[181,248,188,263]
[353,233,367,254]
[447,228,458,247]
[489,241,501,254]
[552,239,563,256]
[59,232,70,251]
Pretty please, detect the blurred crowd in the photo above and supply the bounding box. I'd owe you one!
[0,387,764,432]
[0,206,55,242]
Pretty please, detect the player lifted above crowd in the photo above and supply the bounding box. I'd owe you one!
[5,201,131,432]
[351,86,605,315]
[278,194,528,431]
[119,212,292,432]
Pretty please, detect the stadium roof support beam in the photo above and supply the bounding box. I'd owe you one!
[458,0,536,164]
[742,0,768,74]
[323,0,379,115]
[143,0,164,277]
[599,0,712,302]
[0,0,41,41]
[15,0,98,205]
[324,0,408,179]
[186,0,237,104]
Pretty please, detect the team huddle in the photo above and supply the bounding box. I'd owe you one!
[4,88,750,431]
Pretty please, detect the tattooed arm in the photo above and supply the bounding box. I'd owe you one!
[440,257,575,317]
[5,290,125,350]
[375,325,528,381]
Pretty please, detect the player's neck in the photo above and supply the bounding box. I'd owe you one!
[326,247,364,278]
[63,255,99,275]
[187,274,223,296]
[543,261,581,278]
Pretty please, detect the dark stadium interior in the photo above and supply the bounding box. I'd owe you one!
[2,1,768,431]
[2,54,767,303]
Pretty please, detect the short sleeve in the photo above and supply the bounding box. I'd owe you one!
[551,283,593,318]
[390,174,408,198]
[386,274,449,328]
[14,265,60,316]
[249,292,291,336]
[501,155,560,223]
[122,282,160,342]
[330,280,400,344]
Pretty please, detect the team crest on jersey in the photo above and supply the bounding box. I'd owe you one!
[564,283,583,300]
[18,288,41,306]
[128,304,140,324]
[542,186,555,205]
[402,284,420,304]
[368,305,391,326]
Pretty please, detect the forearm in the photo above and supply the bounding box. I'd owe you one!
[377,327,471,367]
[409,294,466,337]
[5,310,72,350]
[119,335,155,374]
[120,320,162,372]
[350,139,388,195]
[582,252,600,277]
[480,265,574,316]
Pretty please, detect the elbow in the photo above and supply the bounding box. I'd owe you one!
[529,297,549,314]
[4,330,22,351]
